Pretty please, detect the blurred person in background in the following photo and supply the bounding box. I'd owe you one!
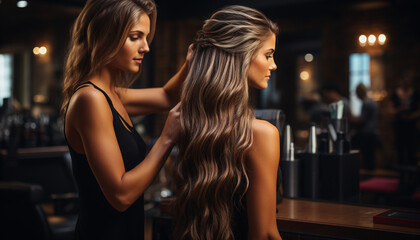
[389,71,420,167]
[351,83,380,171]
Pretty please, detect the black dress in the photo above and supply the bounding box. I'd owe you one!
[65,82,148,240]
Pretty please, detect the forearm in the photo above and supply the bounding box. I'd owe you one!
[162,62,188,106]
[115,136,174,211]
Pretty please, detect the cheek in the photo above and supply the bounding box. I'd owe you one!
[250,58,266,77]
[119,40,136,58]
[120,46,132,60]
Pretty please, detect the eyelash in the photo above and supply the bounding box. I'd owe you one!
[129,36,140,41]
[266,55,273,59]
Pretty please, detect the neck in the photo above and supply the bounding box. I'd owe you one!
[89,66,117,91]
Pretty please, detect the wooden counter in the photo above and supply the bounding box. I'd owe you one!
[1,146,74,194]
[276,198,420,240]
[0,145,69,159]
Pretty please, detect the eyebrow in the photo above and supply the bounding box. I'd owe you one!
[129,30,148,35]
[266,48,275,53]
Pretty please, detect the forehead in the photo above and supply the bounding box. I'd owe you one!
[257,33,276,51]
[131,13,150,34]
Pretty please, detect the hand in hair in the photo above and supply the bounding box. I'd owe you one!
[186,44,194,68]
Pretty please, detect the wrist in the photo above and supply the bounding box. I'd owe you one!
[181,62,189,75]
[157,134,176,149]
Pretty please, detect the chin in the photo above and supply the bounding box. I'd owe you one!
[249,78,268,89]
[256,82,268,90]
[127,68,140,74]
[252,85,267,90]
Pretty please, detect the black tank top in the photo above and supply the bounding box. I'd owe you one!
[65,82,148,240]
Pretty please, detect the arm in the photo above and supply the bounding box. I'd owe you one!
[120,45,193,116]
[66,88,180,212]
[388,91,407,116]
[245,119,282,240]
[407,96,420,120]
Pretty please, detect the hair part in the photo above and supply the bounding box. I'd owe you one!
[172,5,278,240]
[61,0,157,113]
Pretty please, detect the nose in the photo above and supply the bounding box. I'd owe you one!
[139,39,150,53]
[269,61,277,71]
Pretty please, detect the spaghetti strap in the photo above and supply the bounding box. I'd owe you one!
[64,83,94,117]
[78,82,135,131]
[74,84,90,93]
[65,81,115,120]
[77,81,115,109]
[66,81,135,132]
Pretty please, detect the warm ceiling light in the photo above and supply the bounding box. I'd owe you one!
[33,47,40,55]
[378,34,386,45]
[359,35,367,43]
[17,0,28,8]
[304,53,314,62]
[300,71,310,81]
[359,35,367,47]
[39,46,47,55]
[368,34,376,46]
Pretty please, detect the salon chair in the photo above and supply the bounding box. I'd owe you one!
[254,109,285,136]
[0,181,77,240]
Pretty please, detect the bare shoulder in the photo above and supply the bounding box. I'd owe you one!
[66,86,111,127]
[246,119,280,166]
[252,119,279,141]
[70,86,104,105]
[69,86,107,111]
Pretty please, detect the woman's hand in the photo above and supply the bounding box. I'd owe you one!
[186,43,194,68]
[160,102,181,146]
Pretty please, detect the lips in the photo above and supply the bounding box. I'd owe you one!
[133,58,143,64]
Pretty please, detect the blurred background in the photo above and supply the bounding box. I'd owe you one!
[0,0,419,222]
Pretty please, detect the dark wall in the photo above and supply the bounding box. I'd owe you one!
[1,0,419,165]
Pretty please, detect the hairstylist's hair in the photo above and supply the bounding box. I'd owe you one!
[172,5,278,240]
[61,0,156,113]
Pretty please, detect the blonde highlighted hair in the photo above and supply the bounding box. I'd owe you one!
[172,5,278,240]
[61,0,156,113]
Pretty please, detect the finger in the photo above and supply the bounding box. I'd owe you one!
[187,44,194,60]
[171,102,181,113]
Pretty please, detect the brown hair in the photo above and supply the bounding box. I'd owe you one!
[61,0,157,113]
[172,5,278,240]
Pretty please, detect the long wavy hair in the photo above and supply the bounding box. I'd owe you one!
[61,0,156,113]
[172,5,278,240]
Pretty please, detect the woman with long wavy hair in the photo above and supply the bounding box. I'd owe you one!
[172,5,282,240]
[62,0,190,239]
